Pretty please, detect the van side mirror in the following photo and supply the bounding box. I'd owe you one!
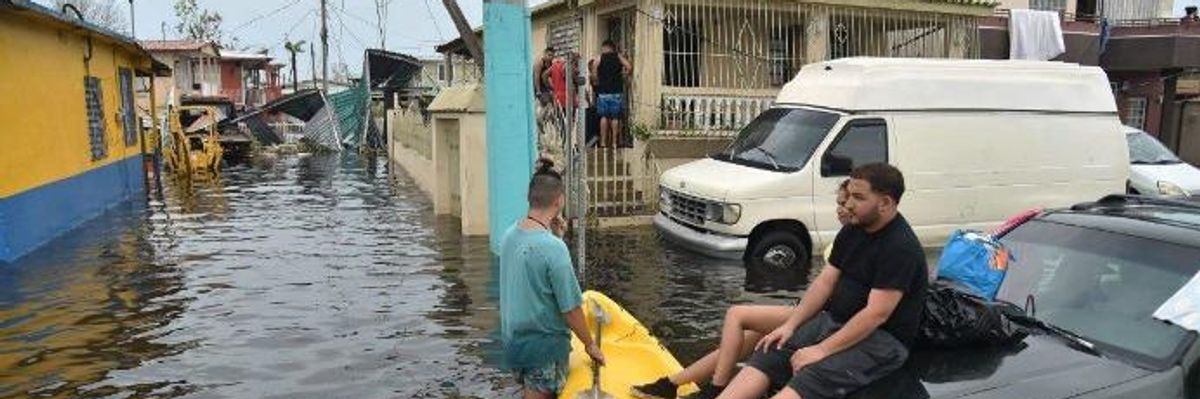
[822,155,853,176]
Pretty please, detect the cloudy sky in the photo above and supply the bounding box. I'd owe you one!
[35,0,1200,81]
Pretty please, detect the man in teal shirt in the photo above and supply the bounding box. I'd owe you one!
[501,160,605,398]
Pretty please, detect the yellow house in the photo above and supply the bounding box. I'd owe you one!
[0,0,167,263]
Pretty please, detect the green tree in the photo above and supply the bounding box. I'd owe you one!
[283,40,307,91]
[173,0,223,43]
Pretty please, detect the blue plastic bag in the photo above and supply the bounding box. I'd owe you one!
[937,230,1012,301]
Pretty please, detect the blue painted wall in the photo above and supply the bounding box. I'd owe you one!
[484,0,537,253]
[0,154,145,264]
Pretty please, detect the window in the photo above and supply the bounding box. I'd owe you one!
[768,27,798,87]
[663,18,701,87]
[1126,97,1148,130]
[716,108,840,172]
[118,68,137,146]
[84,76,107,161]
[821,120,887,176]
[1030,0,1068,12]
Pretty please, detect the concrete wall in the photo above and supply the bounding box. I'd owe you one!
[431,112,489,236]
[387,109,435,199]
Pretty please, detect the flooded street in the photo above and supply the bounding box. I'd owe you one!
[0,153,804,398]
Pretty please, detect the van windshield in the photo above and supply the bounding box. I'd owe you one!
[712,108,840,172]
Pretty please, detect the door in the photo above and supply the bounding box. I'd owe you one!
[812,117,890,247]
[118,68,138,146]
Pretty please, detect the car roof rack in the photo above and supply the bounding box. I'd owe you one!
[1071,194,1200,212]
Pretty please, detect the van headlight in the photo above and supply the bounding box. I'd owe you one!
[1158,181,1190,197]
[706,202,742,224]
[659,188,672,211]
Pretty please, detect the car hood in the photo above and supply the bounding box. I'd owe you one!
[658,157,796,201]
[848,335,1154,399]
[1131,162,1200,194]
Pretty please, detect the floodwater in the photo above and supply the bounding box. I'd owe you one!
[0,153,819,398]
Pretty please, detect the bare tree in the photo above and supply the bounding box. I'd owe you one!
[173,0,223,43]
[53,0,127,33]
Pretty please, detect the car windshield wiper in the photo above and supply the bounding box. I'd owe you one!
[750,147,781,170]
[1008,314,1103,357]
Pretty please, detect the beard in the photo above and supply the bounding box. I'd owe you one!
[850,205,882,227]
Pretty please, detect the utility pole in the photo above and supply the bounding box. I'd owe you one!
[320,0,329,93]
[310,42,317,89]
[160,21,165,40]
[127,0,134,38]
[442,0,484,68]
[375,0,388,50]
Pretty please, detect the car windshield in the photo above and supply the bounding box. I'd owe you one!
[713,107,840,172]
[997,219,1198,370]
[1127,130,1182,165]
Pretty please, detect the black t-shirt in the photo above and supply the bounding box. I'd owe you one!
[596,53,624,94]
[825,214,928,347]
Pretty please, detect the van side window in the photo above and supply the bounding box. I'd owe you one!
[821,120,887,177]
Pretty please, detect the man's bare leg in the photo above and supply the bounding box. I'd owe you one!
[600,118,611,148]
[611,119,623,148]
[714,367,772,399]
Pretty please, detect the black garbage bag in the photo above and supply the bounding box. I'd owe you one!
[917,280,1029,349]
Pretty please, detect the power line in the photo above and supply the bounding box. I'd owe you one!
[229,0,306,34]
[422,0,447,40]
[285,9,318,39]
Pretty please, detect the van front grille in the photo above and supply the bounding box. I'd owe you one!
[666,188,708,226]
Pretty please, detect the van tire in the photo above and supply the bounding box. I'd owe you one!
[747,230,812,280]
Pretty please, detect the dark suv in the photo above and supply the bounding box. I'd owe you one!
[852,195,1200,399]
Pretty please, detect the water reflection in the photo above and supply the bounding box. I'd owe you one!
[0,153,828,398]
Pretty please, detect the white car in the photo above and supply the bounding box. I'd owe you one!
[1126,128,1200,197]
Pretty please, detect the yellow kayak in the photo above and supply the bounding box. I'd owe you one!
[560,291,698,399]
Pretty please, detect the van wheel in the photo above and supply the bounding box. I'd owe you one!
[747,230,812,279]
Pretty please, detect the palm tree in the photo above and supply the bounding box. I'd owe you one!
[283,40,307,91]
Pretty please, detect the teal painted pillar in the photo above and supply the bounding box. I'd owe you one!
[485,0,536,253]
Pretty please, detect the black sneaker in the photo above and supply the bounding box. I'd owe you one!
[631,377,678,399]
[679,382,723,399]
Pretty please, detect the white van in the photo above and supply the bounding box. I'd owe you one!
[655,58,1128,277]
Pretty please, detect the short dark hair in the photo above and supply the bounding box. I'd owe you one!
[545,46,555,53]
[849,163,905,203]
[528,158,564,208]
[838,179,850,191]
[601,40,615,49]
[1188,6,1198,13]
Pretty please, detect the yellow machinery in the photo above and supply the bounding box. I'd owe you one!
[160,104,223,181]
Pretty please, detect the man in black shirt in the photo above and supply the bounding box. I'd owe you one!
[716,163,927,399]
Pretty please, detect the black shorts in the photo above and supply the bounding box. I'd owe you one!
[744,312,909,399]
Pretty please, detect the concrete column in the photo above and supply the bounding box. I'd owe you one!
[632,0,665,131]
[484,0,536,253]
[805,8,830,64]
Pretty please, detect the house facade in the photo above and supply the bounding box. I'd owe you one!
[0,0,164,263]
[218,51,284,109]
[141,40,222,103]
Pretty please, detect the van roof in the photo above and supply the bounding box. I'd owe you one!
[778,58,1117,114]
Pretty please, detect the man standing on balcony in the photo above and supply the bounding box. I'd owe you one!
[591,40,632,149]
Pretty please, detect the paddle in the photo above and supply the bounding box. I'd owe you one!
[575,299,614,399]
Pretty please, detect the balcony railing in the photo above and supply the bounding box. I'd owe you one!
[659,93,773,137]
